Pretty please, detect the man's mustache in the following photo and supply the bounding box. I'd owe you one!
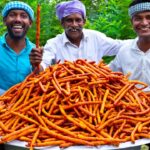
[65,27,83,32]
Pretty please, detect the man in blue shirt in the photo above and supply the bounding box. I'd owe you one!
[0,1,42,95]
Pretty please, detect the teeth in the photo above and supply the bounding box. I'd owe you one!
[71,29,77,32]
[140,27,150,30]
[13,25,22,29]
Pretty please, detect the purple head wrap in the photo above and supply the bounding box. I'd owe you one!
[56,0,86,21]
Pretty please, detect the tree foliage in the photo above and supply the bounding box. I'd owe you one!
[87,0,135,39]
[0,0,135,46]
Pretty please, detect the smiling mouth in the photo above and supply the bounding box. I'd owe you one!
[12,25,23,32]
[139,27,150,31]
[69,29,79,33]
[68,27,82,32]
[71,29,78,31]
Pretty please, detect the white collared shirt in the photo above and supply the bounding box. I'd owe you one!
[109,38,150,91]
[41,29,126,69]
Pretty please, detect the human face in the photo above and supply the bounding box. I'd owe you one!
[132,11,150,38]
[3,10,32,40]
[61,13,85,43]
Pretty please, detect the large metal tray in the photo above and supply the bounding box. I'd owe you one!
[4,138,150,150]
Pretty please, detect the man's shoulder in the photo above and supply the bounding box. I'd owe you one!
[118,39,135,55]
[47,33,64,43]
[28,40,35,46]
[0,35,7,48]
[25,38,35,50]
[83,29,108,39]
[120,39,135,50]
[0,34,5,43]
[83,29,104,35]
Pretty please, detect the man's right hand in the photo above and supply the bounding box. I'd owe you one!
[30,47,43,71]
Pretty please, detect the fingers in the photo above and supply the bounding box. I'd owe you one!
[30,47,43,67]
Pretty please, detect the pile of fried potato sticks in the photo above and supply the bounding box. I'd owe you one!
[0,59,150,150]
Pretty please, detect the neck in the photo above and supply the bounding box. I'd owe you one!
[70,38,81,47]
[137,37,150,52]
[67,33,83,47]
[6,35,26,53]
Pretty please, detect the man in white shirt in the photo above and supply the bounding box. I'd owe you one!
[109,1,150,148]
[109,0,150,92]
[30,0,128,71]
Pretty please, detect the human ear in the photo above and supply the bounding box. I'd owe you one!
[83,18,86,24]
[29,20,33,28]
[61,20,65,28]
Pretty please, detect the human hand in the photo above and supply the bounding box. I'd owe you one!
[30,47,43,71]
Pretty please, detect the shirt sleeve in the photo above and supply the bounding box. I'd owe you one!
[41,39,56,70]
[108,54,123,72]
[95,31,131,57]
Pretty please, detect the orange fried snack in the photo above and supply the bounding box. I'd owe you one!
[0,59,150,150]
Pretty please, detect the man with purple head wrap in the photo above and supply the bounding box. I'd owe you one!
[30,0,129,71]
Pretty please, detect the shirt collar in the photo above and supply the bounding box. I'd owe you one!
[131,37,140,51]
[62,29,88,46]
[1,33,31,50]
[131,37,150,53]
[1,33,7,46]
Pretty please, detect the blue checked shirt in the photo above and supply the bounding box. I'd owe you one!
[0,33,35,91]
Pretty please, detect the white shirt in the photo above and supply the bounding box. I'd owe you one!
[109,38,150,91]
[41,29,126,69]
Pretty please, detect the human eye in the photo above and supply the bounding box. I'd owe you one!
[65,18,72,23]
[21,13,29,19]
[133,16,141,21]
[146,15,150,20]
[8,12,15,17]
[76,18,83,23]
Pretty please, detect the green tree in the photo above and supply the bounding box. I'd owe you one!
[87,0,135,39]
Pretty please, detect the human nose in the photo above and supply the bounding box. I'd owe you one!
[141,18,149,25]
[15,15,22,22]
[72,20,78,26]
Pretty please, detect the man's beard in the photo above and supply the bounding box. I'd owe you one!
[7,27,28,40]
